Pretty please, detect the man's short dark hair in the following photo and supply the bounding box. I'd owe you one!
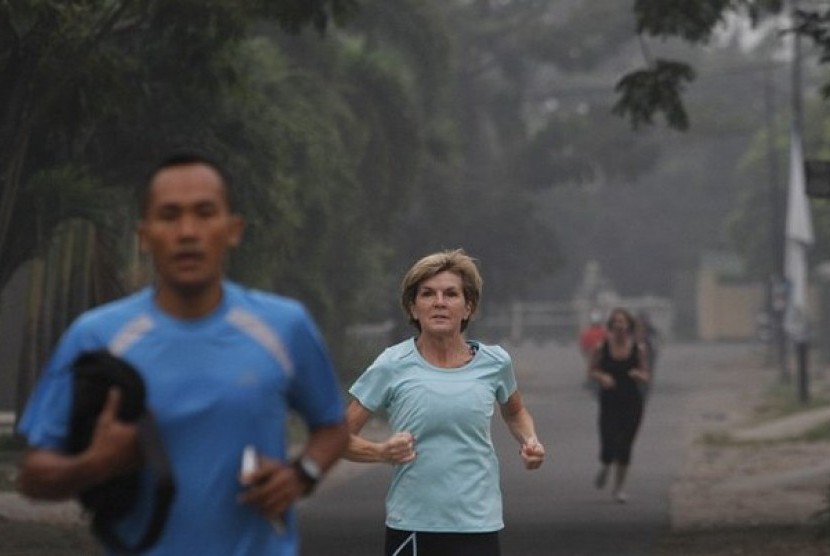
[140,151,235,216]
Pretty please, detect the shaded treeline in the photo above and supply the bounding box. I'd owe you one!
[1,1,602,410]
[8,0,830,416]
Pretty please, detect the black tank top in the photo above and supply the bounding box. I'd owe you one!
[599,341,640,395]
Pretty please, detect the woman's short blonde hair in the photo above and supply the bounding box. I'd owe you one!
[400,249,483,332]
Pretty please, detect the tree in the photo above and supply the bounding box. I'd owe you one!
[0,0,356,296]
[1,0,358,411]
[614,0,786,130]
[384,0,572,301]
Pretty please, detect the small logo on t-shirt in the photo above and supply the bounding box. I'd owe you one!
[238,371,259,386]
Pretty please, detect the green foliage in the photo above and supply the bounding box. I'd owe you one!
[613,59,696,131]
[0,0,367,402]
[388,0,567,296]
[527,3,640,72]
[794,9,830,98]
[25,167,117,230]
[615,0,785,130]
[724,128,784,278]
[634,0,784,44]
[634,0,733,42]
[756,381,830,422]
[514,111,661,189]
[257,0,359,35]
[3,0,792,408]
[725,95,830,280]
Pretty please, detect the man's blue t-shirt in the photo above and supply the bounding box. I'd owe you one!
[349,338,517,533]
[18,281,345,556]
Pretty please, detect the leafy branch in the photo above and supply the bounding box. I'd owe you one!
[612,59,696,131]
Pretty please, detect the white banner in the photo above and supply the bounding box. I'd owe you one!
[784,129,814,341]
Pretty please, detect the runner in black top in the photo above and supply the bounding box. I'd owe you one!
[587,307,650,503]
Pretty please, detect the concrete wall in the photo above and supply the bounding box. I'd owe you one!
[696,268,765,341]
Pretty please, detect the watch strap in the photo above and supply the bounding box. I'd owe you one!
[292,456,321,495]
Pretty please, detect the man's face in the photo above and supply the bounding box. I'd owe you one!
[138,162,243,297]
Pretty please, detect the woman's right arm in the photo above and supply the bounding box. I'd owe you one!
[587,344,615,389]
[344,399,415,464]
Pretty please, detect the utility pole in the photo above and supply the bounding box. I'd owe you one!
[764,62,788,381]
[792,2,803,149]
[788,0,811,403]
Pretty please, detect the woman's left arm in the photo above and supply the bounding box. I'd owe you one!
[629,343,651,383]
[499,391,545,470]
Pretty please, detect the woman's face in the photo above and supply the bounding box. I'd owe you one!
[608,312,630,336]
[410,271,471,338]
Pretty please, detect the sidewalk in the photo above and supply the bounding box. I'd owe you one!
[0,492,84,524]
[731,405,830,442]
[0,491,97,555]
[0,416,97,554]
[657,352,830,555]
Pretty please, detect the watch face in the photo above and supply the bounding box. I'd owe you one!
[301,456,322,482]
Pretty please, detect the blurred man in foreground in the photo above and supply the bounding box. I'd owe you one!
[16,152,349,555]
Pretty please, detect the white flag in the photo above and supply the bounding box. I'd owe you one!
[783,129,814,341]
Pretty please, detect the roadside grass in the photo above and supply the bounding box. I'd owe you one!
[802,422,830,441]
[699,375,830,446]
[698,431,733,446]
[664,361,830,552]
[753,380,830,422]
[813,484,830,539]
[700,422,830,445]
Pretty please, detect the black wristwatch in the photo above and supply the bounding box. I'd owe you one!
[292,455,322,495]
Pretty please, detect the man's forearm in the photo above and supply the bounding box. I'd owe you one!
[17,448,105,500]
[302,421,349,473]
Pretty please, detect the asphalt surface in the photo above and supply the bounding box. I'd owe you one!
[296,341,758,556]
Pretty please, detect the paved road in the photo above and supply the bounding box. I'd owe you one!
[297,340,758,556]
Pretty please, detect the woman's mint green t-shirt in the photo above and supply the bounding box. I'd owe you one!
[349,338,517,533]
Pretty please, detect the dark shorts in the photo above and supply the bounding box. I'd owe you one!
[385,527,501,556]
